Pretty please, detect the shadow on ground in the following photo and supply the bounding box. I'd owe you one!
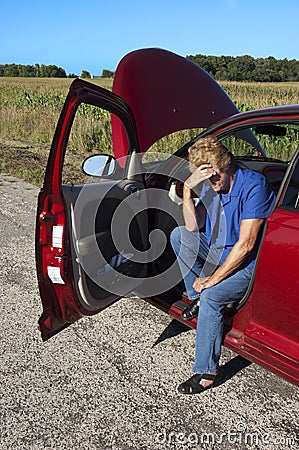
[152,319,191,347]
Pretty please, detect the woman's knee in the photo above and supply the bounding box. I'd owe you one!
[170,226,203,256]
[199,288,224,312]
[170,225,184,248]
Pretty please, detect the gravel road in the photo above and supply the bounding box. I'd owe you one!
[0,174,298,450]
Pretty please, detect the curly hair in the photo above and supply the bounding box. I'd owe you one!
[188,136,235,172]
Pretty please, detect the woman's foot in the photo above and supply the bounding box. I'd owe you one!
[178,373,217,394]
[181,299,200,320]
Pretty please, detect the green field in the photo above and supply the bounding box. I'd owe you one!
[0,77,299,185]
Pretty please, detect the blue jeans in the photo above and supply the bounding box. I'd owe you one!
[170,226,221,300]
[170,226,253,373]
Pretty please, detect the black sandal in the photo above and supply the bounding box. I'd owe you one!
[181,299,199,321]
[178,373,217,395]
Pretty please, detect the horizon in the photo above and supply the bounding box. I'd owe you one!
[1,52,299,78]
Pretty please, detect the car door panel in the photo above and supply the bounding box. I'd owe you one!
[36,79,148,340]
[61,180,148,310]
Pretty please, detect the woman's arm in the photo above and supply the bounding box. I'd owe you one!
[183,164,215,231]
[193,218,265,292]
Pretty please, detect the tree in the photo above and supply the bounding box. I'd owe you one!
[40,64,47,77]
[34,63,40,77]
[81,70,91,78]
[46,65,66,78]
[102,69,114,78]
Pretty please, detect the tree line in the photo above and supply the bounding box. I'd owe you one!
[186,54,299,82]
[0,63,68,78]
[1,55,298,81]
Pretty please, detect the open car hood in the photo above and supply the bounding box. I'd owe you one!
[112,48,239,159]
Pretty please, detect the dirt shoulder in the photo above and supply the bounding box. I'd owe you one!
[0,137,88,186]
[0,139,49,186]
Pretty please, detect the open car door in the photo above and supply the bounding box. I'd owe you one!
[36,48,241,341]
[35,79,150,340]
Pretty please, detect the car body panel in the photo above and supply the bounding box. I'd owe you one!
[223,207,299,387]
[111,48,239,157]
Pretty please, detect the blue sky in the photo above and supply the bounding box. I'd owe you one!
[1,0,298,76]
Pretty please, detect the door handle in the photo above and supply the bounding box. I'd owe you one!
[129,185,138,194]
[125,184,141,197]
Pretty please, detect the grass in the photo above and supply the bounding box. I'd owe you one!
[221,81,299,110]
[0,77,298,186]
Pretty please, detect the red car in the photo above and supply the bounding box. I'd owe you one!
[35,48,299,387]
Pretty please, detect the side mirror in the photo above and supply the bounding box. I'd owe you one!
[82,154,116,177]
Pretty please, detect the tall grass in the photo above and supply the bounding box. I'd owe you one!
[1,77,298,148]
[0,77,298,185]
[221,81,299,110]
[0,78,113,145]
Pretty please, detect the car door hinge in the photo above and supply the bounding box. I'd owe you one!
[39,214,53,245]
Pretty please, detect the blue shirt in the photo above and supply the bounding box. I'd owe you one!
[197,166,276,268]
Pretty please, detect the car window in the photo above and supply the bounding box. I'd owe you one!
[145,123,299,165]
[62,103,121,185]
[281,155,299,210]
[256,124,299,162]
[222,124,299,162]
[143,128,204,164]
[221,133,261,158]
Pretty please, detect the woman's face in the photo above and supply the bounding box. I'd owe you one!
[209,166,234,194]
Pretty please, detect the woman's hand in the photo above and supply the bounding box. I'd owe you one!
[193,276,214,293]
[185,164,216,190]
